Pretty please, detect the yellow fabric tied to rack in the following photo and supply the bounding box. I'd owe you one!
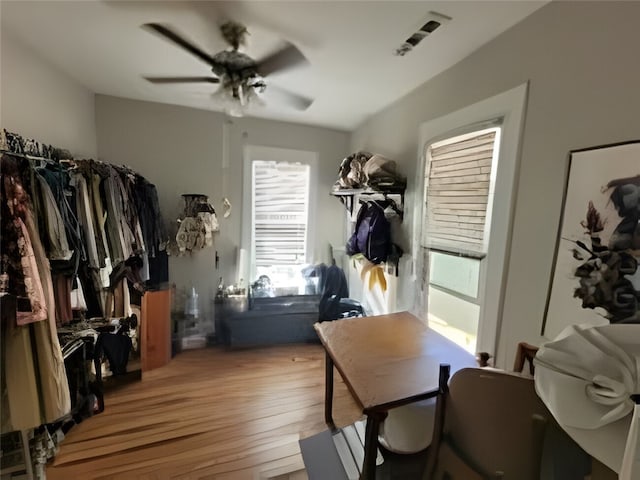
[360,261,387,293]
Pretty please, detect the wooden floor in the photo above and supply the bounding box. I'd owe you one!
[46,344,362,480]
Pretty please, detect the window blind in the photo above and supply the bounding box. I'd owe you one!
[423,129,499,255]
[252,160,310,267]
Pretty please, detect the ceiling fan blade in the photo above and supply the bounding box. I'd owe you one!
[143,23,218,67]
[255,42,309,77]
[144,76,220,84]
[263,85,314,111]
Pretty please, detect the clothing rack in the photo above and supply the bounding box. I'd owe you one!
[331,185,406,221]
[1,129,73,161]
[1,129,171,480]
[0,149,56,164]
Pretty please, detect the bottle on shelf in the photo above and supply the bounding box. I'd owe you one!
[216,277,225,299]
[184,286,199,318]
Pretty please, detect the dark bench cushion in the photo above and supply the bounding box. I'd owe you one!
[221,295,321,347]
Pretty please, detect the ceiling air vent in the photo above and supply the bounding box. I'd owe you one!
[394,11,452,56]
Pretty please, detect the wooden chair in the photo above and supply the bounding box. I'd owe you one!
[423,366,552,480]
[477,342,539,373]
[423,361,620,480]
[512,342,539,376]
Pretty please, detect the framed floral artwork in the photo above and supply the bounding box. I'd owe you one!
[542,141,640,338]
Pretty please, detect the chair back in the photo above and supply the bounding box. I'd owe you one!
[425,368,551,479]
[319,265,363,321]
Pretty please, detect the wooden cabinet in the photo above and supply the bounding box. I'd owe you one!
[141,288,172,372]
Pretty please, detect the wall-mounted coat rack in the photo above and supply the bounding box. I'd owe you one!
[330,185,406,221]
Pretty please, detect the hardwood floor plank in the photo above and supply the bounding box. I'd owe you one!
[47,345,361,480]
[256,454,307,479]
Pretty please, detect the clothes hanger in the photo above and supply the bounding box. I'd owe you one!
[359,197,402,217]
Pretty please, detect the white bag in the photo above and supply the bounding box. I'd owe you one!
[70,278,88,311]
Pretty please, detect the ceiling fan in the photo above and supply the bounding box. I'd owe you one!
[142,21,313,116]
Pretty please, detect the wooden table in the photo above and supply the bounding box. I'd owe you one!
[314,311,475,480]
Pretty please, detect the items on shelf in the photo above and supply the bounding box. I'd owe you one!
[331,151,406,220]
[330,150,405,285]
[334,151,406,191]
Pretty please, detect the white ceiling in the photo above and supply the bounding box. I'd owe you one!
[1,1,547,131]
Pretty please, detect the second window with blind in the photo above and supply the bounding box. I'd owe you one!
[243,146,317,296]
[423,126,501,353]
[249,156,312,294]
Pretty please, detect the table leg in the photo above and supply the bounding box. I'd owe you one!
[324,351,336,430]
[361,412,383,480]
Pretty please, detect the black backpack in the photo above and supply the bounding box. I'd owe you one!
[346,201,391,264]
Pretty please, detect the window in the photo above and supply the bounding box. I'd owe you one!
[423,127,501,353]
[414,84,528,360]
[252,160,310,267]
[424,128,500,256]
[242,146,318,294]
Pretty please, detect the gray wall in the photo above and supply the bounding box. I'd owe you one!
[350,1,640,367]
[4,1,638,365]
[0,31,97,158]
[95,94,349,326]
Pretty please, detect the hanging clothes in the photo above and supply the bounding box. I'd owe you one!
[84,164,112,274]
[52,273,73,325]
[32,171,73,262]
[131,175,168,287]
[1,142,169,431]
[35,164,81,264]
[148,250,169,287]
[101,164,134,266]
[1,153,71,429]
[1,295,42,431]
[71,171,99,269]
[75,262,104,319]
[115,166,146,255]
[1,155,48,325]
[133,176,166,259]
[25,209,72,422]
[70,169,106,318]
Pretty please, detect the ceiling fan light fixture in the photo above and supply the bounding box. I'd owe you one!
[212,86,245,117]
[225,101,245,118]
[142,20,313,113]
[214,78,266,117]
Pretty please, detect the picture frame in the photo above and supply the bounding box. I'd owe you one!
[542,140,640,338]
